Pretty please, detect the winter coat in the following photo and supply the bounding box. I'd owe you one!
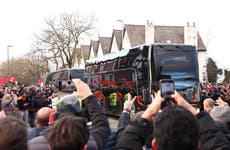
[116,111,230,150]
[28,135,49,150]
[197,111,230,150]
[28,95,110,150]
[28,127,47,140]
[2,94,18,117]
[17,96,30,111]
[82,95,111,150]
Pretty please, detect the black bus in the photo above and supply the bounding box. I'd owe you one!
[85,44,200,116]
[45,68,85,91]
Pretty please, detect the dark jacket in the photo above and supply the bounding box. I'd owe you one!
[28,95,110,150]
[116,117,153,150]
[31,97,51,110]
[17,96,30,111]
[215,120,230,142]
[28,127,47,140]
[116,111,230,150]
[82,95,111,150]
[105,112,130,150]
[116,112,130,142]
[197,111,230,150]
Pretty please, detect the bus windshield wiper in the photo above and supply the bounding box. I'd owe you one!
[184,77,197,81]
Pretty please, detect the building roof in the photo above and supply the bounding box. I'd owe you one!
[124,24,145,47]
[99,37,112,54]
[155,26,183,44]
[84,23,206,61]
[90,40,99,56]
[80,45,90,60]
[155,25,206,51]
[112,30,123,50]
[197,33,206,51]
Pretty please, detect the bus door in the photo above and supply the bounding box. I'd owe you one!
[133,45,152,108]
[115,69,136,110]
[100,69,136,116]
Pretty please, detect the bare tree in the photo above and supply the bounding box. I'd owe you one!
[32,11,96,70]
[0,56,48,86]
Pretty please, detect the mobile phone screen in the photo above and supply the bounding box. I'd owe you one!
[58,80,68,90]
[160,79,175,97]
[142,89,151,105]
[58,80,76,91]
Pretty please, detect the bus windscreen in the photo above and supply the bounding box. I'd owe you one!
[154,49,198,77]
[70,69,85,79]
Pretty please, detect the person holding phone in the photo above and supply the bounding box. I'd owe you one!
[160,79,176,109]
[160,79,175,98]
[116,90,230,150]
[28,79,110,150]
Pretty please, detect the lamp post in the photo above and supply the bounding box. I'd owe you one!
[7,45,13,77]
[203,65,207,82]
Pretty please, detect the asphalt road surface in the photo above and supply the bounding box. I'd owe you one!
[108,117,119,130]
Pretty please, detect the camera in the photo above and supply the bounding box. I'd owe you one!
[160,79,175,108]
[58,80,76,92]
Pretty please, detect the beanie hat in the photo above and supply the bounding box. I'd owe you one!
[56,93,82,117]
[210,106,230,123]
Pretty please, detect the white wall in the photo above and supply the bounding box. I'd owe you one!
[97,44,104,57]
[89,47,95,59]
[145,20,154,44]
[110,36,119,53]
[198,51,207,82]
[184,22,198,46]
[122,31,131,49]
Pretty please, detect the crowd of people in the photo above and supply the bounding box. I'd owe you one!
[200,82,230,107]
[0,80,230,150]
[0,84,53,128]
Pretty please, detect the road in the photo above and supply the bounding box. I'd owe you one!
[108,117,119,130]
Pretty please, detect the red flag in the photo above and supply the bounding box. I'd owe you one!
[0,77,5,85]
[8,75,16,83]
[13,77,16,83]
[38,77,43,84]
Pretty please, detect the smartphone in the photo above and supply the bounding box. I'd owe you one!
[58,80,76,92]
[142,89,151,105]
[160,79,175,98]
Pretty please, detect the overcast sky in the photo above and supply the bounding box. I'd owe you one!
[0,0,229,69]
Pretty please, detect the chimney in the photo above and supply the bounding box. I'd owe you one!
[184,21,198,47]
[193,22,195,27]
[145,20,155,44]
[187,21,189,26]
[113,20,124,30]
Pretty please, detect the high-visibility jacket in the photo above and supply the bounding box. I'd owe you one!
[109,93,117,106]
[123,93,129,101]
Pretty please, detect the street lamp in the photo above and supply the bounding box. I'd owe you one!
[7,45,13,76]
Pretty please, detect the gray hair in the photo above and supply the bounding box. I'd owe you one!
[210,106,230,123]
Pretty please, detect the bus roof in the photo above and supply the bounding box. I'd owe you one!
[86,49,130,64]
[86,43,196,64]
